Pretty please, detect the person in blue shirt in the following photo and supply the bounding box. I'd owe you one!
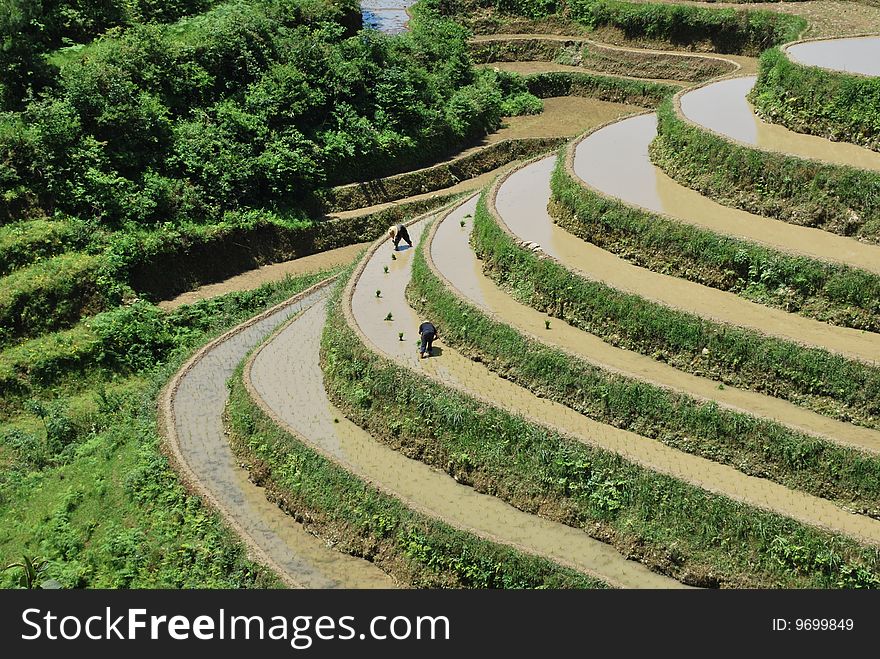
[388,224,412,250]
[418,321,438,359]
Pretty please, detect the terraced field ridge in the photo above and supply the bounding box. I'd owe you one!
[245,278,678,588]
[160,280,396,588]
[159,22,880,588]
[678,76,880,170]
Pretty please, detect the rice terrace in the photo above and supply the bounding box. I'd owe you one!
[3,0,880,591]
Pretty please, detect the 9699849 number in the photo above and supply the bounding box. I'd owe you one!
[795,619,853,631]
[772,618,854,631]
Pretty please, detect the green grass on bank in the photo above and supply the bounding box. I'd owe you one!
[472,192,880,430]
[752,47,880,154]
[0,268,340,588]
[321,269,880,588]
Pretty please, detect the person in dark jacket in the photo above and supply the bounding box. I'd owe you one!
[418,321,438,359]
[388,223,412,250]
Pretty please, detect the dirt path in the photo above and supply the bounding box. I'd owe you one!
[246,295,679,588]
[431,195,880,455]
[160,282,396,588]
[159,244,367,311]
[344,216,880,546]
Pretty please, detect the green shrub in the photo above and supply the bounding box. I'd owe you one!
[0,253,107,347]
[90,301,176,372]
[2,3,522,227]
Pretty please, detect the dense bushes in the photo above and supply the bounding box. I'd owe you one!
[474,192,880,429]
[752,47,880,153]
[0,1,537,228]
[0,219,95,276]
[0,0,222,109]
[651,96,880,242]
[552,145,880,331]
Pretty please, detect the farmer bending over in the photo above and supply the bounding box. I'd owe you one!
[388,223,412,250]
[419,321,438,359]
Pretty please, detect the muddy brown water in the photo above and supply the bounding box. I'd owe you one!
[171,287,395,588]
[574,115,880,278]
[505,153,880,363]
[416,200,880,544]
[350,214,880,548]
[786,36,880,76]
[679,76,880,171]
[433,195,880,457]
[249,296,676,588]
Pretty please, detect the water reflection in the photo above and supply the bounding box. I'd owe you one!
[361,0,416,34]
